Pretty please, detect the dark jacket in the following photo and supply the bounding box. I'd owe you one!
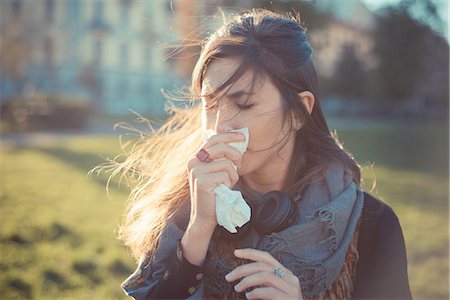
[351,192,412,299]
[122,192,412,299]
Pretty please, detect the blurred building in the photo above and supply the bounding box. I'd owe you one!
[0,0,377,116]
[310,0,377,77]
[0,0,185,116]
[170,0,378,79]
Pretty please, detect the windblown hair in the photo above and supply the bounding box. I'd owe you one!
[92,8,365,262]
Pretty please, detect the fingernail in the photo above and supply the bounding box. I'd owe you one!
[234,284,241,291]
[225,273,232,281]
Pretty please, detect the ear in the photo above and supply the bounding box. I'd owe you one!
[298,91,315,115]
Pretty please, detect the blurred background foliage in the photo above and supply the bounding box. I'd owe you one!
[0,0,448,299]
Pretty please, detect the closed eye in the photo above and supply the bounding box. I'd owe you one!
[236,103,254,110]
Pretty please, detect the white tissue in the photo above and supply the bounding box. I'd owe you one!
[215,184,251,233]
[227,128,249,154]
[204,127,251,233]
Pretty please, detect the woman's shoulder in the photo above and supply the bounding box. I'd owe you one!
[361,191,399,224]
[358,191,406,251]
[352,193,412,299]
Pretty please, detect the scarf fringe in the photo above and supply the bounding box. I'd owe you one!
[204,216,362,299]
[306,216,362,300]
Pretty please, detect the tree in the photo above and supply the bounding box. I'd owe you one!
[371,0,449,114]
[331,43,368,101]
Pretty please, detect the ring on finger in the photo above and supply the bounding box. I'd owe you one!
[274,267,286,278]
[196,148,210,162]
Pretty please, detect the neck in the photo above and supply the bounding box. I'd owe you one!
[242,141,294,195]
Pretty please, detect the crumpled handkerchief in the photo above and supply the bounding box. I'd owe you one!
[203,127,251,233]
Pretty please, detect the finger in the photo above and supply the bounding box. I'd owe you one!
[226,261,270,282]
[233,271,294,295]
[189,132,245,167]
[190,159,239,187]
[232,249,298,287]
[196,171,232,191]
[205,142,243,163]
[187,154,204,173]
[226,260,298,289]
[244,286,290,300]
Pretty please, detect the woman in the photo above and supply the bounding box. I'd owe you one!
[112,9,412,299]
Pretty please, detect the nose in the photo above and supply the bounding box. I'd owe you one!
[214,107,235,134]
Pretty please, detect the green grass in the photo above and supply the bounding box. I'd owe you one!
[332,117,449,299]
[0,117,448,299]
[0,136,133,299]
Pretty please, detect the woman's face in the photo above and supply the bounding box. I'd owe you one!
[201,57,295,176]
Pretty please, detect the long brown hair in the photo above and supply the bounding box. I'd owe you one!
[91,8,364,262]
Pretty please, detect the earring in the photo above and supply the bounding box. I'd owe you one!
[293,123,303,131]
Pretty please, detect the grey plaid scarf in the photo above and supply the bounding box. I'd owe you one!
[122,163,365,298]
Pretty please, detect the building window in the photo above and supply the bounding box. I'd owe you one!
[120,44,128,69]
[118,79,128,97]
[12,0,22,17]
[68,0,80,23]
[120,6,129,27]
[43,37,54,67]
[143,47,151,70]
[93,40,102,65]
[141,80,151,96]
[93,0,103,22]
[45,0,54,24]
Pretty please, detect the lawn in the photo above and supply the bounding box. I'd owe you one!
[0,116,448,299]
[0,135,133,299]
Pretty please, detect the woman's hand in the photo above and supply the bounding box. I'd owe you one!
[186,131,245,229]
[225,248,304,300]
